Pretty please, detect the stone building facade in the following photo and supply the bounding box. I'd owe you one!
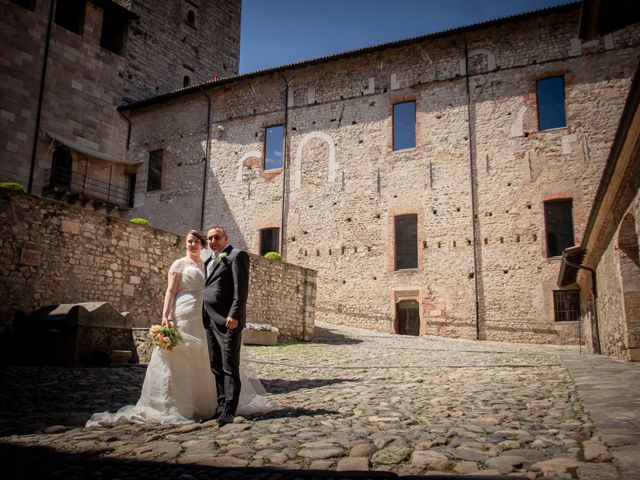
[557,2,640,361]
[122,3,640,346]
[0,0,240,215]
[0,188,316,342]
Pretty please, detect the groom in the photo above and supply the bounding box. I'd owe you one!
[203,226,249,425]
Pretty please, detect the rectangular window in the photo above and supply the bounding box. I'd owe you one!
[554,290,580,321]
[55,0,85,35]
[100,5,129,55]
[11,0,36,11]
[394,214,418,270]
[264,125,284,170]
[544,199,574,257]
[147,150,163,192]
[393,101,416,151]
[536,76,566,131]
[260,228,280,255]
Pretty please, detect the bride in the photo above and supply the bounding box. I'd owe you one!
[87,230,275,426]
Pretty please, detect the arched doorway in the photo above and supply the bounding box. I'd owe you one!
[396,299,420,336]
[51,146,72,190]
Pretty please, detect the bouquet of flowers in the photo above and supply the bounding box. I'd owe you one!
[149,324,182,351]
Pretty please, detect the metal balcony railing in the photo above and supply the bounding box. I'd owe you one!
[43,168,132,209]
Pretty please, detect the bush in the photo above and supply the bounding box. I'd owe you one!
[0,182,27,193]
[263,251,282,261]
[129,217,150,226]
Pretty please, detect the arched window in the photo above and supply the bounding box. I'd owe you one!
[183,75,191,88]
[186,9,196,26]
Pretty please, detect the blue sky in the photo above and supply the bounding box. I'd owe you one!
[239,0,575,73]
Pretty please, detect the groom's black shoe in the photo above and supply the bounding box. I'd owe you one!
[217,413,234,425]
[199,407,224,424]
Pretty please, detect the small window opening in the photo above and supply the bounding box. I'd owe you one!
[259,228,280,255]
[186,9,196,26]
[553,290,580,321]
[147,149,163,192]
[55,0,85,34]
[393,101,416,151]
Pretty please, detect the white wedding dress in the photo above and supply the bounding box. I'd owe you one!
[86,257,276,427]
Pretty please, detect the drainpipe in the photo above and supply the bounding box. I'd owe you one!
[118,111,132,150]
[200,88,212,231]
[463,35,482,340]
[565,261,602,354]
[279,75,291,259]
[28,0,55,194]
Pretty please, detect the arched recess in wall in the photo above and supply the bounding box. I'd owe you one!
[459,48,496,75]
[236,150,262,181]
[617,212,640,359]
[293,132,337,190]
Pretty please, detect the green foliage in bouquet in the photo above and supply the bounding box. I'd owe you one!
[149,324,182,350]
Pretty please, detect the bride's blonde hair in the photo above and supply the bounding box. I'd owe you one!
[186,229,207,247]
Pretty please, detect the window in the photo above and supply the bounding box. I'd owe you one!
[186,9,196,27]
[554,290,580,321]
[183,75,191,88]
[147,150,163,192]
[394,214,418,270]
[50,146,73,190]
[536,76,566,131]
[55,0,85,35]
[544,199,574,257]
[393,101,416,150]
[264,125,284,170]
[10,0,36,11]
[100,5,129,55]
[260,228,280,255]
[127,174,136,208]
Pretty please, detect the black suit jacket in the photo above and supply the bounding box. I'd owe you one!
[203,245,249,329]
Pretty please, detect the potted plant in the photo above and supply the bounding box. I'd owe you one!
[243,322,279,345]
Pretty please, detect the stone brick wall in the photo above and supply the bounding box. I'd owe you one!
[578,189,640,360]
[0,189,315,342]
[123,0,241,102]
[126,5,640,344]
[0,0,240,208]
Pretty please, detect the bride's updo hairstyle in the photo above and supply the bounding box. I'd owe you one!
[186,230,207,248]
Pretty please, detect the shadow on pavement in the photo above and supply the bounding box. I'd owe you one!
[2,442,526,480]
[261,377,355,394]
[312,326,363,345]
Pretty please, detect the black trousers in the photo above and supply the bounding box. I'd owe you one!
[205,320,242,415]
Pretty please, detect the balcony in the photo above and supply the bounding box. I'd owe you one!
[43,168,133,211]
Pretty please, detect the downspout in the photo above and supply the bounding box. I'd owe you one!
[565,261,602,354]
[200,88,212,231]
[118,111,132,150]
[28,0,55,194]
[463,35,482,340]
[279,75,291,259]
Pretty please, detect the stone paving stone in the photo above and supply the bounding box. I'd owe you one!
[2,321,638,479]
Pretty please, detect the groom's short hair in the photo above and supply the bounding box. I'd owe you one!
[208,225,227,236]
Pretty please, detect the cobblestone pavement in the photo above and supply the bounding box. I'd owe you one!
[2,321,639,480]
